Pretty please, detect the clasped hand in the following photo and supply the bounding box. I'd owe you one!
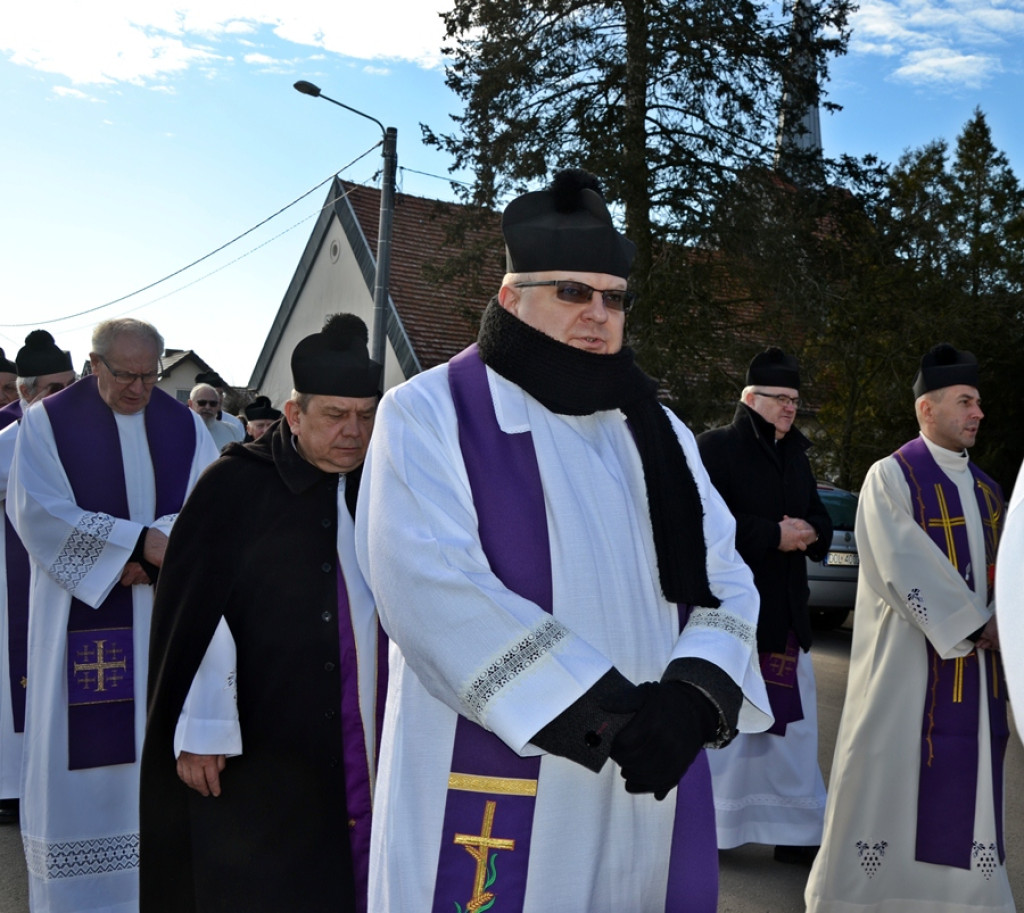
[601,680,718,800]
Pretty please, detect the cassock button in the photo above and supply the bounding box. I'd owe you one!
[321,518,332,528]
[324,709,336,719]
[348,818,356,828]
[321,611,333,622]
[330,756,340,768]
[584,730,602,748]
[324,661,336,672]
[321,561,332,573]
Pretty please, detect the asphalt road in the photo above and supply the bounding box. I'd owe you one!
[718,620,1024,912]
[1,620,1021,912]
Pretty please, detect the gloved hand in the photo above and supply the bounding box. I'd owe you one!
[601,680,719,800]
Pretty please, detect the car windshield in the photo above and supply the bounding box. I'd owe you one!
[820,489,858,531]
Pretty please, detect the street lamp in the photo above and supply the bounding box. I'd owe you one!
[294,80,397,373]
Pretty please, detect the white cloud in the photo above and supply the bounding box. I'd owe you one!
[894,47,1003,88]
[52,85,99,101]
[850,0,1024,89]
[0,2,451,89]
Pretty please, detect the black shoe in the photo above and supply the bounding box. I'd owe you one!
[0,799,18,825]
[774,844,818,866]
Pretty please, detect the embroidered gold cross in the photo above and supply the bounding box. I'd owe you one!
[927,484,965,566]
[73,640,127,692]
[976,479,1002,554]
[767,651,797,680]
[453,800,515,911]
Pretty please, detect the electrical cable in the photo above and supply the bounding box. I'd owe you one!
[0,143,381,328]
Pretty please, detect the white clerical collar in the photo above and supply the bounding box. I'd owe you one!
[919,431,969,474]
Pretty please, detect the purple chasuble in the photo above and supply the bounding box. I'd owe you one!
[2,399,28,731]
[43,376,196,769]
[894,436,1008,869]
[759,630,804,736]
[441,345,717,913]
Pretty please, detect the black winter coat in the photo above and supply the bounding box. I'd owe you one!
[140,417,362,913]
[697,404,832,653]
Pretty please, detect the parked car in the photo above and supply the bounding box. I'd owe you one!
[807,483,859,630]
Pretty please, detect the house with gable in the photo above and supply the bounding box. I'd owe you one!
[248,179,505,405]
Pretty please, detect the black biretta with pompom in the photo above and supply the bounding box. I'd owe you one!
[16,330,73,376]
[501,169,637,279]
[912,343,979,397]
[195,371,228,388]
[747,347,801,390]
[291,313,382,398]
[242,395,282,422]
[0,349,16,375]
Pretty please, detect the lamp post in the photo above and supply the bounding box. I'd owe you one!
[294,80,397,373]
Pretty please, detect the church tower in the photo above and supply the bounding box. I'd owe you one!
[774,0,823,185]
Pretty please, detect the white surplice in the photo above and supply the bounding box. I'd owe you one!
[707,650,826,848]
[356,363,771,913]
[805,434,1015,913]
[0,418,24,799]
[995,458,1024,718]
[7,400,218,913]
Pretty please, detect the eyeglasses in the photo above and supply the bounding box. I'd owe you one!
[754,391,801,409]
[514,280,636,313]
[97,354,161,386]
[194,399,219,408]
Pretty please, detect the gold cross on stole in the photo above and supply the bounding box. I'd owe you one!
[453,800,515,911]
[73,639,127,692]
[976,479,1001,554]
[767,651,797,681]
[927,484,966,566]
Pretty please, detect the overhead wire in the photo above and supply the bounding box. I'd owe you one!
[0,142,382,329]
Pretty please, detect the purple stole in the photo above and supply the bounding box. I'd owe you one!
[437,345,717,913]
[1,400,28,733]
[0,399,22,430]
[43,376,195,769]
[759,631,803,736]
[894,436,1008,869]
[335,561,389,913]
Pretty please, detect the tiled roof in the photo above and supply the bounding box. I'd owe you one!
[341,181,505,369]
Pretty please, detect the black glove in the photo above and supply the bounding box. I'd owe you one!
[601,680,719,800]
[128,527,160,586]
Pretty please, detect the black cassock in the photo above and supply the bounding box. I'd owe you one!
[140,417,368,913]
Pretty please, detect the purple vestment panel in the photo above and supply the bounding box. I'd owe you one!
[44,376,195,768]
[437,346,717,912]
[894,436,1007,867]
[760,630,804,736]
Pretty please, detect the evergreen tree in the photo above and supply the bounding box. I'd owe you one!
[424,0,854,356]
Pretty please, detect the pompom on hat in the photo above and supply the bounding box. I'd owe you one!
[746,347,801,390]
[290,313,382,398]
[16,330,73,376]
[501,168,637,279]
[912,344,979,398]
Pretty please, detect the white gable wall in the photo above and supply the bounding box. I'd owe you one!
[258,216,406,408]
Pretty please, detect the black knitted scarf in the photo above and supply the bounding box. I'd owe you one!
[476,299,719,608]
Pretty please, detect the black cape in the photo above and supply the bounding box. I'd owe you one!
[697,404,832,652]
[140,417,363,912]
